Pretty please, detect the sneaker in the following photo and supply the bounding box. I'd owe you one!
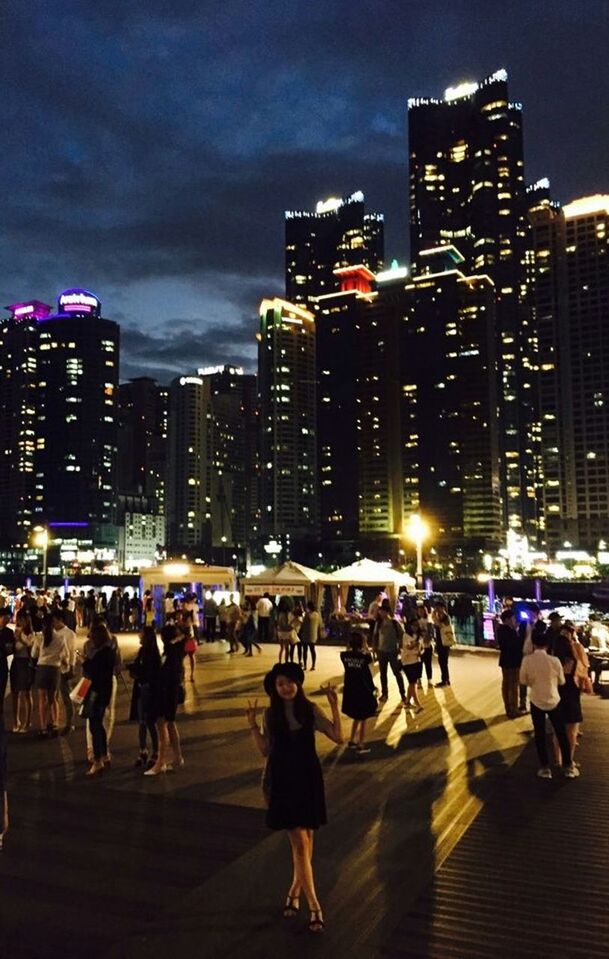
[356,744,371,755]
[537,767,553,779]
[563,765,580,779]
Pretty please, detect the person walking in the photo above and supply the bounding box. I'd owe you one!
[497,608,523,718]
[246,662,342,933]
[300,602,321,671]
[288,603,304,664]
[552,625,585,769]
[225,595,242,653]
[519,630,579,779]
[400,620,424,712]
[241,604,262,656]
[276,606,293,664]
[10,610,36,732]
[518,604,544,713]
[256,593,274,645]
[218,599,228,639]
[341,632,377,753]
[81,622,116,776]
[83,619,122,764]
[434,604,455,687]
[145,622,186,775]
[376,600,407,705]
[128,625,161,769]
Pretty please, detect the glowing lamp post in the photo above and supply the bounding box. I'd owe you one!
[405,514,429,589]
[32,526,49,589]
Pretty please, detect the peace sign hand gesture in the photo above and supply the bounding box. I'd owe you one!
[246,698,259,729]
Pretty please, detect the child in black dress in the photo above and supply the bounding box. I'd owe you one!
[340,631,377,754]
[246,662,342,934]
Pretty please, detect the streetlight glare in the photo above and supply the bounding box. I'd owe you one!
[32,528,49,548]
[405,514,429,544]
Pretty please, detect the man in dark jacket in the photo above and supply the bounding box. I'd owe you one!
[497,608,523,718]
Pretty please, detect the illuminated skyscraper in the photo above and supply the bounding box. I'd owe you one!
[529,190,609,551]
[0,300,52,549]
[401,248,503,554]
[118,376,168,510]
[315,265,404,558]
[408,69,535,538]
[258,298,317,546]
[285,191,384,308]
[34,289,120,541]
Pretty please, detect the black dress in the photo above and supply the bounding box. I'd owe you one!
[558,656,583,724]
[263,704,327,831]
[159,628,185,722]
[340,650,377,720]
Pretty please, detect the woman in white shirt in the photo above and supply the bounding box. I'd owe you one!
[10,611,37,732]
[31,618,69,736]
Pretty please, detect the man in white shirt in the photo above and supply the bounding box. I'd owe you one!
[52,610,77,735]
[519,631,579,779]
[255,593,274,645]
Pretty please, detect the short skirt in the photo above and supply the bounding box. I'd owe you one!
[34,665,60,692]
[403,661,423,683]
[10,658,34,692]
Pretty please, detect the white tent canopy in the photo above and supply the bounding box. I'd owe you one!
[319,558,415,609]
[242,561,322,599]
[140,563,236,594]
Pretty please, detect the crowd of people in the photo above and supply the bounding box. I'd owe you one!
[0,581,603,931]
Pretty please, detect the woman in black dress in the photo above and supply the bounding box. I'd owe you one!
[81,623,116,777]
[340,631,377,754]
[145,621,185,775]
[128,626,161,769]
[553,625,584,767]
[246,662,342,933]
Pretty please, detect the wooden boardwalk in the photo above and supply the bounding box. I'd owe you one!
[1,642,603,958]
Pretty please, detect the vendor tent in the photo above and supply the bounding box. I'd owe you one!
[242,561,322,602]
[319,558,416,610]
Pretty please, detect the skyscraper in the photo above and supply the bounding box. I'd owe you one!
[529,191,609,551]
[0,300,52,549]
[118,376,168,510]
[285,191,384,308]
[315,265,404,558]
[165,365,258,561]
[408,69,535,538]
[34,289,120,543]
[401,248,503,556]
[258,298,317,548]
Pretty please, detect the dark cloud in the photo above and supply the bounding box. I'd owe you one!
[1,0,608,379]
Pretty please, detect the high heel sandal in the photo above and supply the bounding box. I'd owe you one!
[283,895,300,917]
[309,909,325,933]
[143,764,168,776]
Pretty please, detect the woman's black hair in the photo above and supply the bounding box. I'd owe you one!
[349,631,365,651]
[266,680,314,735]
[42,616,54,648]
[141,625,161,663]
[16,610,33,635]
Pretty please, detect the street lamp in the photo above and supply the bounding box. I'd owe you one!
[405,514,429,588]
[32,526,49,589]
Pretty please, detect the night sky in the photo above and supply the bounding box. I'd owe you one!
[2,0,608,382]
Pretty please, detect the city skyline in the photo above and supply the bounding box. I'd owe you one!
[2,1,608,382]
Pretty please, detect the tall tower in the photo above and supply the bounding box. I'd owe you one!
[35,289,119,539]
[285,191,384,308]
[0,301,52,549]
[408,69,534,538]
[258,298,317,545]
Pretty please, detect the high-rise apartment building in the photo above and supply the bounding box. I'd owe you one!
[118,376,168,510]
[258,298,317,546]
[315,265,404,558]
[0,300,52,548]
[34,289,120,541]
[165,365,258,560]
[529,191,609,551]
[401,248,503,555]
[285,191,384,308]
[408,69,535,538]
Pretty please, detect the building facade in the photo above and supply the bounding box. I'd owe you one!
[117,376,168,511]
[401,248,503,556]
[258,298,317,549]
[285,191,384,309]
[408,69,536,539]
[0,301,52,549]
